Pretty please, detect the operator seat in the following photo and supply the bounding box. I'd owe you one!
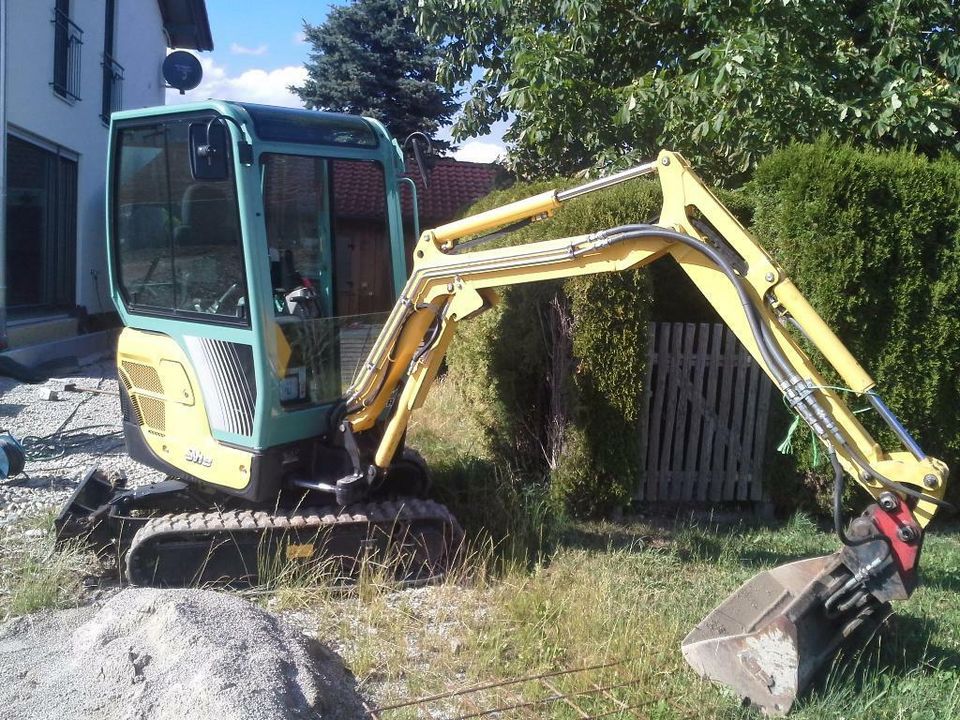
[175,183,244,313]
[177,184,239,247]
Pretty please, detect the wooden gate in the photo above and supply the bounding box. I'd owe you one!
[637,322,774,503]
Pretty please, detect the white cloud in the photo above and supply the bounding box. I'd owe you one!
[230,43,268,56]
[166,56,307,108]
[293,30,307,45]
[453,141,505,164]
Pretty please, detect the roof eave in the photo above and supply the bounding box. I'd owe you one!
[157,0,213,52]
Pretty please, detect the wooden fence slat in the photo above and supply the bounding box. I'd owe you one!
[636,323,656,501]
[710,328,737,502]
[696,325,723,502]
[658,323,684,501]
[645,324,671,501]
[669,323,696,500]
[681,323,710,501]
[751,379,774,501]
[723,349,749,501]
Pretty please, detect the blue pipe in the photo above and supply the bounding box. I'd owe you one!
[867,393,926,460]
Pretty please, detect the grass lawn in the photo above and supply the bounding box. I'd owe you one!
[283,378,960,719]
[7,502,958,718]
[286,514,960,719]
[3,377,958,719]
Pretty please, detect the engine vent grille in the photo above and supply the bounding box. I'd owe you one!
[119,361,166,435]
[122,361,163,395]
[137,395,166,434]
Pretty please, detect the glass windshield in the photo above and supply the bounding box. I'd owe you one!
[113,119,247,321]
[262,153,395,407]
[240,103,378,148]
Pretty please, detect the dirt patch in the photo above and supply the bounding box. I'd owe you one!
[0,588,366,720]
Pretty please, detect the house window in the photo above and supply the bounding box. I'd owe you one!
[4,136,78,313]
[52,0,83,102]
[101,0,123,123]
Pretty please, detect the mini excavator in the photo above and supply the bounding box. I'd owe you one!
[55,101,950,714]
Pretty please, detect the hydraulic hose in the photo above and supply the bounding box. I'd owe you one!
[587,225,794,386]
[587,223,950,512]
[831,449,855,545]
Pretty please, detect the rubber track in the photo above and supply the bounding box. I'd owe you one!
[126,498,463,587]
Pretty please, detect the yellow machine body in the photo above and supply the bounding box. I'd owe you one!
[66,116,949,715]
[116,328,255,492]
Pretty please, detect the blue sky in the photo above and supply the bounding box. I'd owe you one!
[166,0,507,162]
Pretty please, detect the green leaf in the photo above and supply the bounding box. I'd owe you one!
[417,0,960,178]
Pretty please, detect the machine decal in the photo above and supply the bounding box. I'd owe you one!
[184,337,256,437]
[185,448,213,467]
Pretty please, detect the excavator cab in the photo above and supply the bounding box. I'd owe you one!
[58,101,460,587]
[105,101,415,503]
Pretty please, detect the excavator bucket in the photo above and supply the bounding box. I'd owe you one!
[681,552,888,715]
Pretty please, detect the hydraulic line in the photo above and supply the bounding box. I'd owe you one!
[585,225,794,384]
[410,307,447,367]
[831,449,856,546]
[585,224,949,511]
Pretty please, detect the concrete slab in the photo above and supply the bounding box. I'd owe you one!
[1,329,117,370]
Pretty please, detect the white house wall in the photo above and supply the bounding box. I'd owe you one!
[6,0,167,316]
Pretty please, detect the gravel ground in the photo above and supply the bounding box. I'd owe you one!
[0,587,366,720]
[0,360,163,529]
[0,360,449,718]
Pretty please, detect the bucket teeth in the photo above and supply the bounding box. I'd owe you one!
[681,553,886,715]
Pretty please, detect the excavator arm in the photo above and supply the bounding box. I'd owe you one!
[346,150,947,519]
[341,150,949,714]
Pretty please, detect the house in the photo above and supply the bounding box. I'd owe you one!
[330,155,501,275]
[0,0,212,361]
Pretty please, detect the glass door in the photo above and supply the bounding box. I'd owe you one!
[4,135,77,314]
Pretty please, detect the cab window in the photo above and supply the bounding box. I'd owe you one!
[262,154,394,406]
[113,119,247,321]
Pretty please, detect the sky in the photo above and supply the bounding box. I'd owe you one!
[165,0,507,163]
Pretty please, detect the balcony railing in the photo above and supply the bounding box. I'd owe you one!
[52,8,83,102]
[101,53,124,123]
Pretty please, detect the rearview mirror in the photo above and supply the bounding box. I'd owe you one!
[189,120,228,181]
[403,132,432,189]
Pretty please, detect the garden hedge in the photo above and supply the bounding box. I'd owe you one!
[444,142,960,517]
[445,179,658,517]
[750,141,960,507]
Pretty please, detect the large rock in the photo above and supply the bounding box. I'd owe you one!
[0,588,365,720]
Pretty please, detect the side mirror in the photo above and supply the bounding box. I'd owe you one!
[189,120,229,181]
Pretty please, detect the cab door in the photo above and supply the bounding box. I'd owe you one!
[109,112,262,493]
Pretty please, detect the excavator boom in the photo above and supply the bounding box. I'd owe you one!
[342,150,948,714]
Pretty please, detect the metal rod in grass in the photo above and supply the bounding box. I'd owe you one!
[368,660,626,712]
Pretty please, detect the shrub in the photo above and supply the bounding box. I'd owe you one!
[445,180,659,517]
[750,141,960,506]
